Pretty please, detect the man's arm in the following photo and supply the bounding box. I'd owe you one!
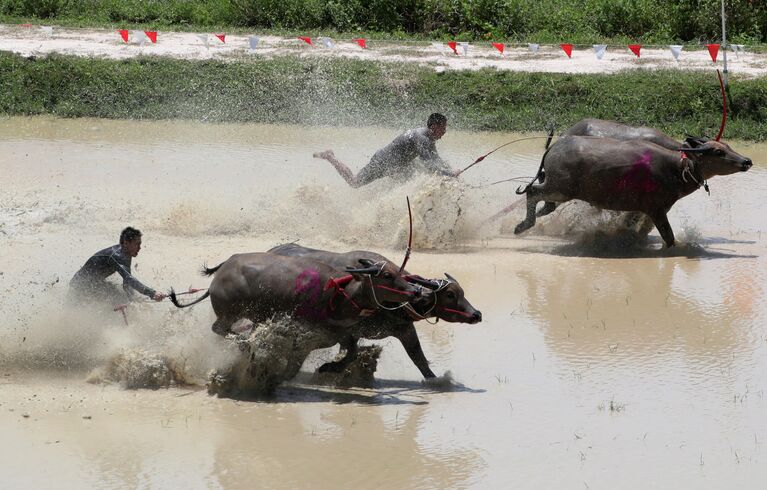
[415,136,455,176]
[111,256,160,299]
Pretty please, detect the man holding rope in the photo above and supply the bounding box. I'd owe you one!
[68,227,166,306]
[313,113,460,187]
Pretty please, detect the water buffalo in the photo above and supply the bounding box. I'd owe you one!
[563,118,681,150]
[513,135,752,247]
[170,253,419,336]
[268,243,481,378]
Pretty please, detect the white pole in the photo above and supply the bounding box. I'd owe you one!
[721,0,728,85]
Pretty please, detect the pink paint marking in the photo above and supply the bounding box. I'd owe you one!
[616,150,659,193]
[294,268,325,320]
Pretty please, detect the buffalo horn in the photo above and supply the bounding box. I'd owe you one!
[444,272,458,283]
[407,275,441,290]
[345,265,380,274]
[677,146,711,153]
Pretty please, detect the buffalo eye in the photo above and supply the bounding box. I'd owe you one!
[382,272,393,279]
[714,149,725,156]
[446,291,456,299]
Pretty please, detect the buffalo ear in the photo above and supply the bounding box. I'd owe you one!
[444,272,458,283]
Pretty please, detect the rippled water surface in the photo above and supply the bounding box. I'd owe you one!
[1,117,766,488]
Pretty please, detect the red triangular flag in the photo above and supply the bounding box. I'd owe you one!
[560,44,573,58]
[298,36,313,46]
[118,29,129,43]
[492,43,504,54]
[707,43,720,62]
[215,33,226,43]
[447,41,458,55]
[144,31,157,43]
[628,44,641,57]
[354,38,366,49]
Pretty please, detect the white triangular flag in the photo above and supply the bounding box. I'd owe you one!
[669,44,683,61]
[319,37,334,48]
[731,44,745,58]
[197,33,209,48]
[593,44,607,60]
[458,41,469,56]
[40,25,53,36]
[528,43,539,52]
[249,36,260,51]
[132,30,148,45]
[431,42,444,53]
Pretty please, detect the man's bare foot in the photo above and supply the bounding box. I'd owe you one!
[313,150,335,160]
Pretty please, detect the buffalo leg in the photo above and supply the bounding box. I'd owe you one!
[318,335,359,373]
[650,211,675,247]
[536,201,558,218]
[397,323,436,379]
[514,186,543,234]
[211,316,237,336]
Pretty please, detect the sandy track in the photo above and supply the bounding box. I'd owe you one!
[1,23,765,76]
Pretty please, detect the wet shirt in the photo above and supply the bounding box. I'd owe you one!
[371,127,452,176]
[70,244,155,298]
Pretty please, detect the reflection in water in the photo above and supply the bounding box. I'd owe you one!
[1,117,766,488]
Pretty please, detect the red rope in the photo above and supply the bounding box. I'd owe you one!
[324,275,360,311]
[399,197,413,273]
[716,69,727,141]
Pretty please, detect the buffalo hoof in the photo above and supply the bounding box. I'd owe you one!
[514,221,532,235]
[318,362,345,374]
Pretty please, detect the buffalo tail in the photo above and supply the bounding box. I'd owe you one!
[516,127,555,195]
[169,288,210,308]
[200,262,223,276]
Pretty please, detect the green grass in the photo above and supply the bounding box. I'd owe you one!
[1,0,766,44]
[2,52,766,140]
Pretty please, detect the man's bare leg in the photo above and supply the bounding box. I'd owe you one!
[313,150,361,187]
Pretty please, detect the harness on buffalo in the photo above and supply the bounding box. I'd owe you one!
[325,260,411,314]
[403,277,452,322]
[367,261,412,311]
[680,152,710,195]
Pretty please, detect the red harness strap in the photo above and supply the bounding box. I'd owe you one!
[439,306,475,318]
[324,275,361,311]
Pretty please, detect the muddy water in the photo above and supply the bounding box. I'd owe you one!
[1,117,766,488]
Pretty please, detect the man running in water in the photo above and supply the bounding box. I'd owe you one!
[69,227,166,305]
[313,113,458,187]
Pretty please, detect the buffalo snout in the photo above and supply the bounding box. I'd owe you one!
[470,310,482,324]
[741,159,753,171]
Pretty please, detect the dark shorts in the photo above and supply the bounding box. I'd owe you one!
[355,156,392,186]
[355,156,416,186]
[67,280,131,307]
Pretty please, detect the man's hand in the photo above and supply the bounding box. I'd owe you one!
[152,291,167,301]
